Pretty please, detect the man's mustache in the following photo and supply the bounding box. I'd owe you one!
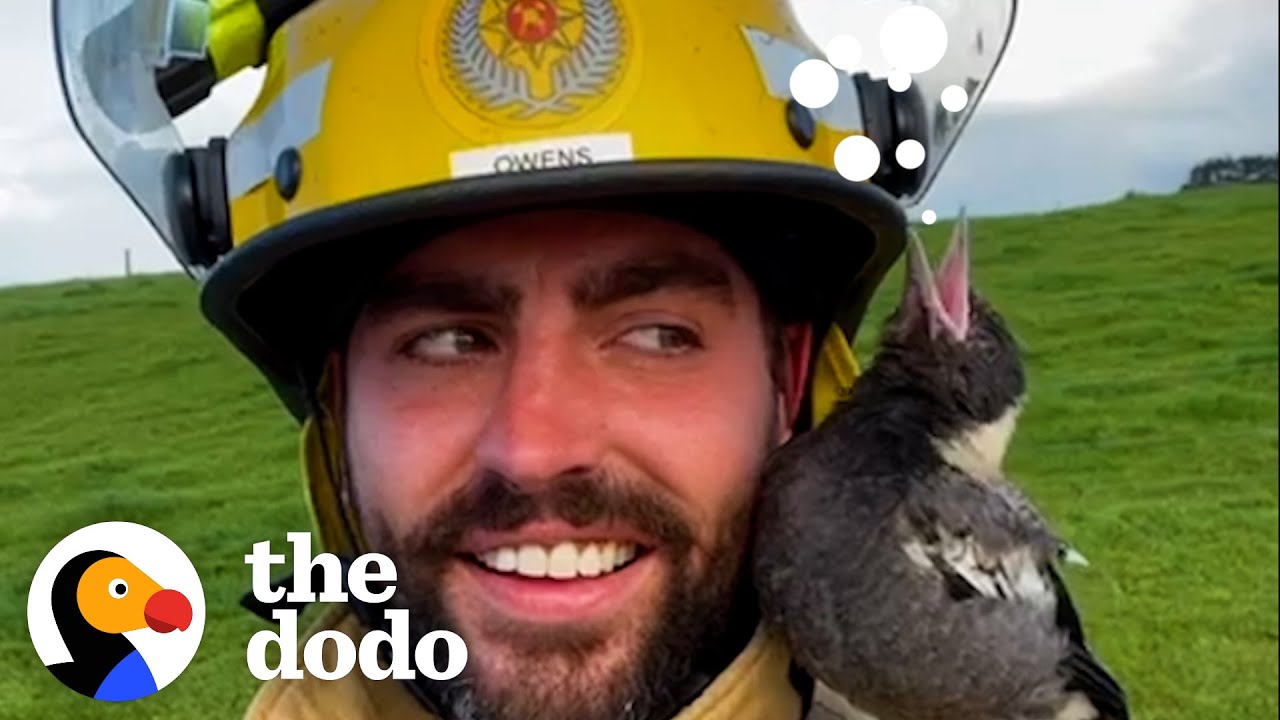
[403,469,697,558]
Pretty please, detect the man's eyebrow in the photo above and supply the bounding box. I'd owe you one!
[360,273,521,321]
[570,252,736,311]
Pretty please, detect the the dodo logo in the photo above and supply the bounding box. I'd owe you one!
[27,522,205,702]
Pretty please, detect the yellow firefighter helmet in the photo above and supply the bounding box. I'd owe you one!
[54,0,1015,550]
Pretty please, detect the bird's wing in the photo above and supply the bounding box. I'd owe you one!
[901,516,1056,608]
[899,474,1130,720]
[898,472,1059,608]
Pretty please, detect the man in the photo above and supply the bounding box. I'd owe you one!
[53,0,1016,717]
[275,207,819,720]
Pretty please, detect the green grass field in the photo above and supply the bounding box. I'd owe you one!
[0,184,1276,719]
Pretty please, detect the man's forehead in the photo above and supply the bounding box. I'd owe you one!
[382,208,746,282]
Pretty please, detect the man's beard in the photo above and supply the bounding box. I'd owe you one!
[355,467,763,720]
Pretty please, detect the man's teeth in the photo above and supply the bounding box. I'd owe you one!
[477,542,640,579]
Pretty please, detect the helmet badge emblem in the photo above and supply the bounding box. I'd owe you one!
[444,0,626,122]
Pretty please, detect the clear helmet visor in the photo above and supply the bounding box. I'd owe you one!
[52,0,211,272]
[810,0,1017,206]
[905,0,1016,206]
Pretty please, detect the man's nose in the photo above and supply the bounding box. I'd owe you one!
[474,333,605,484]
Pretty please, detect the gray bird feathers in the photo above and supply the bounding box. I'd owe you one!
[752,215,1129,720]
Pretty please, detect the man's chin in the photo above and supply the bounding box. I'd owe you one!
[450,622,644,720]
[421,556,674,720]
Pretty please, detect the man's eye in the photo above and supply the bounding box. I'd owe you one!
[403,327,497,361]
[617,325,702,354]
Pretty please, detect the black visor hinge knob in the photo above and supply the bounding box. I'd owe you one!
[852,72,929,200]
[166,137,232,269]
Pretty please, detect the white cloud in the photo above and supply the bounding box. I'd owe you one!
[912,0,1279,218]
[790,0,1198,105]
[0,178,56,222]
[976,0,1196,105]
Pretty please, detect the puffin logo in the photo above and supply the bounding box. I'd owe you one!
[27,522,205,702]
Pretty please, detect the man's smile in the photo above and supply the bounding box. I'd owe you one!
[469,540,642,578]
[452,521,661,624]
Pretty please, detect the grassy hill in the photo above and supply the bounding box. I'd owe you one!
[1,184,1276,718]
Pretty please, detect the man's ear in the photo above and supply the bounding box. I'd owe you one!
[775,322,814,443]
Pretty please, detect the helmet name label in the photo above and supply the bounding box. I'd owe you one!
[450,132,634,178]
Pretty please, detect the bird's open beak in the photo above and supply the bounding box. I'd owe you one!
[144,588,193,633]
[905,211,972,342]
[934,211,971,335]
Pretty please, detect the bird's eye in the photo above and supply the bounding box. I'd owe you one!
[109,579,128,599]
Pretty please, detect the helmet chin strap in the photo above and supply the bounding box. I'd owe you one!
[239,353,455,717]
[304,352,367,556]
[307,356,456,715]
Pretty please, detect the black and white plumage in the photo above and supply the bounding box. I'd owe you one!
[753,216,1129,720]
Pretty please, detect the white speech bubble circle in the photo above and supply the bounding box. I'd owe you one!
[881,6,949,75]
[941,84,970,112]
[835,135,882,182]
[896,139,926,170]
[790,58,840,109]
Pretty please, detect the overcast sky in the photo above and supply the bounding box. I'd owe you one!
[1,0,1276,286]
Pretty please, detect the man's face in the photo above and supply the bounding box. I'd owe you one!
[343,209,811,720]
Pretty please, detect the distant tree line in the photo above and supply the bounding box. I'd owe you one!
[1182,153,1278,189]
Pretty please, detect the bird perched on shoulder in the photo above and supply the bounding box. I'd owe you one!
[752,215,1129,720]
